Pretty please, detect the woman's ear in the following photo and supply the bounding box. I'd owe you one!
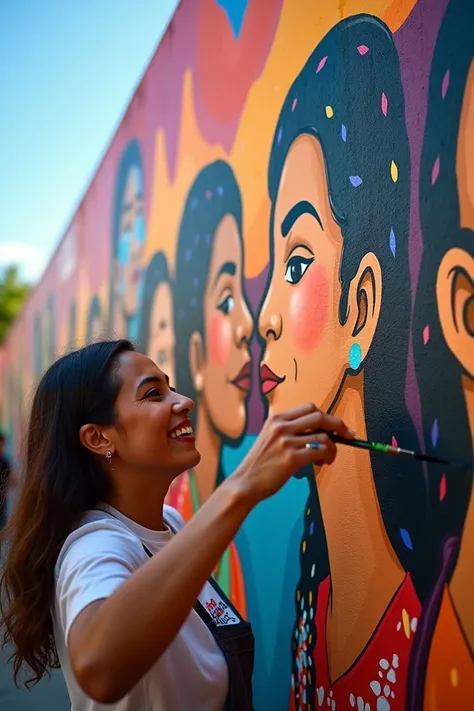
[436,246,474,378]
[344,252,382,372]
[79,424,112,457]
[189,331,205,393]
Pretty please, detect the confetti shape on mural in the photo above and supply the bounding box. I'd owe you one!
[431,156,440,185]
[389,228,396,257]
[390,160,399,182]
[391,436,398,448]
[341,124,347,142]
[422,325,430,345]
[402,608,411,638]
[325,105,334,118]
[349,175,362,187]
[431,419,439,448]
[357,45,369,55]
[316,55,328,73]
[442,69,450,99]
[291,97,298,112]
[400,528,413,550]
[381,92,388,116]
[277,126,283,145]
[439,474,447,502]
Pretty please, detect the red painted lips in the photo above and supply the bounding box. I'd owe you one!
[230,361,252,393]
[259,363,285,395]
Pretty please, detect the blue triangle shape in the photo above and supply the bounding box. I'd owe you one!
[215,0,249,39]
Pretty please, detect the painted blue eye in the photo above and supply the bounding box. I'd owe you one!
[118,230,131,263]
[134,213,146,243]
[284,256,314,284]
[217,294,235,315]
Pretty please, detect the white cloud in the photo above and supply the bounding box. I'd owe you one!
[0,242,48,283]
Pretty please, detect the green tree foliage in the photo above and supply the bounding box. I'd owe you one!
[0,265,30,343]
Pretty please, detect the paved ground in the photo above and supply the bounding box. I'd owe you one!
[0,646,69,710]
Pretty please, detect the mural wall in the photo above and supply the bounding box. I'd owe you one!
[0,0,473,708]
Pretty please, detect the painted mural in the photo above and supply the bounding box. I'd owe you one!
[0,0,472,709]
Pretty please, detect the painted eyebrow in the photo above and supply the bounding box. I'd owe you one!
[136,374,169,393]
[212,261,236,288]
[281,200,324,237]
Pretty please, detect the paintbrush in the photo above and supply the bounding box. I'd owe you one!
[306,434,469,469]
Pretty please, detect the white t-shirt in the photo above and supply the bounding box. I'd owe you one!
[53,504,236,711]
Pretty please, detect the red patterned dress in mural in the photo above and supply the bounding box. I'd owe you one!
[165,470,247,617]
[290,574,421,711]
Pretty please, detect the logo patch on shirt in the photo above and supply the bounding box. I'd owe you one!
[204,596,239,626]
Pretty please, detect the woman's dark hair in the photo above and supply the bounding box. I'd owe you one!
[138,251,171,354]
[173,159,243,432]
[108,138,144,333]
[86,294,103,343]
[0,339,134,687]
[264,16,429,707]
[408,0,474,707]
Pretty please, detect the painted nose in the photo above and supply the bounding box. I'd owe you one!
[258,295,283,342]
[234,297,254,347]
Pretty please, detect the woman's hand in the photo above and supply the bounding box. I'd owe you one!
[233,402,355,505]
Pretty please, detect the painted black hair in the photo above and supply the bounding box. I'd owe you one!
[108,138,144,333]
[408,0,474,707]
[138,251,171,355]
[264,15,430,707]
[173,159,244,432]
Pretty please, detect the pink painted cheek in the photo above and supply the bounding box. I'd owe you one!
[289,264,329,351]
[208,313,233,367]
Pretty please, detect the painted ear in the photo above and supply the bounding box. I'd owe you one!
[189,331,205,393]
[437,246,474,378]
[345,252,382,371]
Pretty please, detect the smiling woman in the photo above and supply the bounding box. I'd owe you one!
[0,339,352,711]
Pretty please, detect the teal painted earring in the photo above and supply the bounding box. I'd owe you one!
[349,342,362,370]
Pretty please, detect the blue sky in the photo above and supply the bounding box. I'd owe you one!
[0,0,180,283]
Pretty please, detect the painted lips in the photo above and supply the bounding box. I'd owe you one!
[230,361,252,393]
[259,363,285,395]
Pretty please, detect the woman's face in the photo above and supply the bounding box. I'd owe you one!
[199,213,253,439]
[258,134,347,416]
[115,167,146,319]
[106,350,200,476]
[147,281,176,388]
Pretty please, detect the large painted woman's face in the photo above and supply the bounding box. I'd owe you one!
[436,59,474,384]
[147,281,176,389]
[258,134,347,416]
[115,166,146,319]
[199,213,253,440]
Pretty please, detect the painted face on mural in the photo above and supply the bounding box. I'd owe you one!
[192,213,253,439]
[437,59,474,382]
[147,280,176,389]
[115,166,145,320]
[259,134,351,415]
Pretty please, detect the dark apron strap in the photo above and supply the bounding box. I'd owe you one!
[101,508,255,710]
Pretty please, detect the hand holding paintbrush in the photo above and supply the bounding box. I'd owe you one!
[306,433,469,469]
